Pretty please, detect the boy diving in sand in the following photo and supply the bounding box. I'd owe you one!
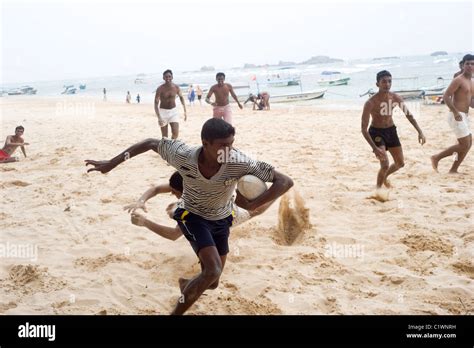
[361,70,426,189]
[123,171,275,241]
[0,126,29,163]
[85,118,293,315]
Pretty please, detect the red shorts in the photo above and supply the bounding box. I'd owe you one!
[0,150,11,161]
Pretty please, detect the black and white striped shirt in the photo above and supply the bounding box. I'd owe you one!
[157,139,274,220]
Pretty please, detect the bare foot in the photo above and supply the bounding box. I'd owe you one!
[178,277,191,292]
[431,155,439,172]
[383,179,392,188]
[448,170,464,175]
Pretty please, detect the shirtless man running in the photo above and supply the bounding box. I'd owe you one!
[155,69,187,139]
[431,54,473,174]
[205,72,243,124]
[361,70,426,189]
[0,126,29,163]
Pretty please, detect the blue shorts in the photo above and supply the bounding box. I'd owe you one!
[173,208,234,256]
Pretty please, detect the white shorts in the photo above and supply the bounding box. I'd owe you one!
[231,202,251,227]
[448,112,471,139]
[158,108,179,127]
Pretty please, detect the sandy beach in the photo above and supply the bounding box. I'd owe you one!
[1,96,473,315]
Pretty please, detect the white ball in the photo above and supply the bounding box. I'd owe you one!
[237,175,268,200]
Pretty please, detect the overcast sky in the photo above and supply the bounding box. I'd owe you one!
[1,0,472,84]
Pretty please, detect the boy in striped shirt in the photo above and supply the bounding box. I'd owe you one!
[85,118,293,315]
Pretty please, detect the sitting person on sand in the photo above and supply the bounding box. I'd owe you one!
[123,171,275,241]
[0,126,29,164]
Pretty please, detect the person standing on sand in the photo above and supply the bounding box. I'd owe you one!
[155,69,187,139]
[431,54,473,174]
[0,126,29,163]
[205,72,243,124]
[103,88,107,101]
[136,94,141,104]
[361,70,426,189]
[126,91,131,103]
[196,85,203,106]
[85,118,294,315]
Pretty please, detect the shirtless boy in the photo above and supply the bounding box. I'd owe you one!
[155,69,187,139]
[0,126,29,163]
[205,72,243,124]
[361,71,426,188]
[431,54,473,173]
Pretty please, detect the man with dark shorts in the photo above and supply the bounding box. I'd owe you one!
[361,70,426,189]
[85,118,293,315]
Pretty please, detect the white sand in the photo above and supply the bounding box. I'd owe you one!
[0,96,472,314]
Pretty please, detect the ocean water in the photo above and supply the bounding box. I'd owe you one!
[0,53,464,105]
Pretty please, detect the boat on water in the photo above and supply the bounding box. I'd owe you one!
[61,85,77,95]
[361,88,424,99]
[362,76,449,100]
[269,89,327,103]
[7,86,37,95]
[134,73,148,84]
[318,71,350,86]
[264,67,301,87]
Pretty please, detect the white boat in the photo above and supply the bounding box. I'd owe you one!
[7,86,37,95]
[318,71,350,86]
[134,73,148,84]
[264,67,301,87]
[362,88,424,100]
[61,85,77,95]
[270,89,327,103]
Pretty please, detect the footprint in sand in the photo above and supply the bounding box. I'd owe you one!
[4,180,31,187]
[74,253,129,271]
[401,234,453,256]
[452,261,474,279]
[0,167,16,172]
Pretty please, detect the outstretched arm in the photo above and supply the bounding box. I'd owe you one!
[131,212,182,241]
[228,85,243,109]
[396,95,425,145]
[235,170,293,211]
[85,138,160,173]
[124,184,172,213]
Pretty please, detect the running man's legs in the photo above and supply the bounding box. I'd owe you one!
[384,146,404,187]
[171,246,223,315]
[431,134,472,173]
[376,145,389,188]
[170,122,179,140]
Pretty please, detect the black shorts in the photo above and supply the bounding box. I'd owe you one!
[197,95,202,100]
[369,125,401,148]
[173,208,233,256]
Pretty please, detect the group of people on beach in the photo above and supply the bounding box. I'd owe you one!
[2,54,472,315]
[361,53,473,192]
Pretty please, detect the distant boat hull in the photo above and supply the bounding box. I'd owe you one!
[318,77,350,86]
[271,89,326,103]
